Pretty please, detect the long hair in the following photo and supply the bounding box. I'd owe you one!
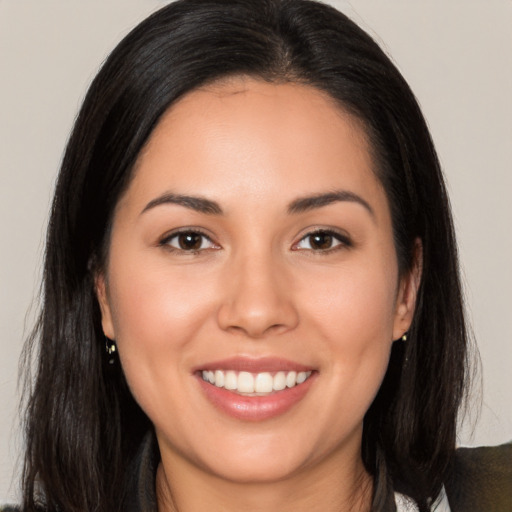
[21,1,470,510]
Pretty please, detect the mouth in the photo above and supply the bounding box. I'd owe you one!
[195,358,317,421]
[200,369,313,396]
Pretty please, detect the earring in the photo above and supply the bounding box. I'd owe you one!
[401,333,408,341]
[105,337,116,365]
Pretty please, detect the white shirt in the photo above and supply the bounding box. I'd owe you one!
[395,486,451,512]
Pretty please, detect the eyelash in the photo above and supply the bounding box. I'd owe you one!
[159,228,352,255]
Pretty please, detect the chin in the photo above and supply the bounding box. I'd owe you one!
[203,454,307,484]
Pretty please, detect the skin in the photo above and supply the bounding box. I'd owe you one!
[97,77,420,512]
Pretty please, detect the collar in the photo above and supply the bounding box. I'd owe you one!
[395,487,451,512]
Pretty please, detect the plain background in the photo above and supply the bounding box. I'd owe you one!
[1,0,511,504]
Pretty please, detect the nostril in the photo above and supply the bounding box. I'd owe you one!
[216,299,295,335]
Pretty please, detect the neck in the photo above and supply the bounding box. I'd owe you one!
[156,446,373,512]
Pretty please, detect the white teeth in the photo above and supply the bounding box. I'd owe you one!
[201,369,312,394]
[296,371,308,384]
[286,371,297,388]
[237,372,255,393]
[224,370,238,390]
[273,371,286,391]
[214,370,224,387]
[254,372,273,393]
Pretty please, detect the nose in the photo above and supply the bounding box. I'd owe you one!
[216,252,299,338]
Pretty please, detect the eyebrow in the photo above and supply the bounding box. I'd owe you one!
[287,190,374,217]
[141,193,223,215]
[141,189,374,217]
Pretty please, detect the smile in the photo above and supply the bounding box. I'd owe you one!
[195,357,317,421]
[201,370,313,395]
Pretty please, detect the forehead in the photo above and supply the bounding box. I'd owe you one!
[123,78,387,216]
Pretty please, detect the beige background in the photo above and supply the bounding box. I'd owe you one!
[1,0,511,504]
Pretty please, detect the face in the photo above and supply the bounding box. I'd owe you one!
[97,78,418,486]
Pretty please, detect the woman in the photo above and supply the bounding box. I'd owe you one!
[11,0,511,511]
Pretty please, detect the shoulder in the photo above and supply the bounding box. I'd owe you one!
[445,442,512,512]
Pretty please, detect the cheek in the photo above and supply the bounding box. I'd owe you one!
[299,261,398,409]
[301,259,398,342]
[106,255,218,376]
[106,259,224,428]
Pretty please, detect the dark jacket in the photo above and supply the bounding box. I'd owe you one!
[445,443,512,511]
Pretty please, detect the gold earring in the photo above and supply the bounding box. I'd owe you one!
[401,333,408,341]
[105,337,116,365]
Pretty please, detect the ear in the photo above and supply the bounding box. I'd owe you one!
[392,239,423,340]
[95,272,116,340]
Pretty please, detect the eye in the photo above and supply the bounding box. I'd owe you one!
[160,230,218,253]
[294,230,350,252]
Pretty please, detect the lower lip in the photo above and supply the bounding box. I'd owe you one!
[197,373,316,421]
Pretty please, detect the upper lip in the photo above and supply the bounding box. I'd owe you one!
[193,356,315,374]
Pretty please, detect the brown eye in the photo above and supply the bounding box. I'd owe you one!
[163,231,216,252]
[178,233,203,250]
[294,230,349,252]
[309,233,334,250]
